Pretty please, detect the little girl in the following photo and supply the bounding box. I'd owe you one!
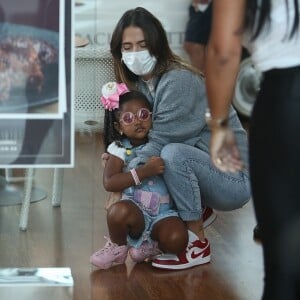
[90,82,188,269]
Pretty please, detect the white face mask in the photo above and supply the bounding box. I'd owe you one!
[122,50,157,76]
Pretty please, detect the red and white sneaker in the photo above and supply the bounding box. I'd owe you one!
[151,231,211,270]
[202,206,217,228]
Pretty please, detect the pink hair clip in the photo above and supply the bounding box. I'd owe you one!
[100,82,129,110]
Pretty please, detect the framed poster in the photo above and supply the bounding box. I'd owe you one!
[0,0,67,118]
[0,0,74,167]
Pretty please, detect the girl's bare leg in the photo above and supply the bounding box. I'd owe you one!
[151,216,188,254]
[107,200,145,245]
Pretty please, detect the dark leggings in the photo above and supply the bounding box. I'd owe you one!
[249,65,300,300]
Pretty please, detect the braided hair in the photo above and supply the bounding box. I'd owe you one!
[103,90,151,150]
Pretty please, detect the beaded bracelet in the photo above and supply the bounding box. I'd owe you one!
[130,168,141,185]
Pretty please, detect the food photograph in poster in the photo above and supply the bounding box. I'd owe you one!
[0,0,73,167]
[0,0,66,118]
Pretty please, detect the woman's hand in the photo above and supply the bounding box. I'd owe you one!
[101,152,110,168]
[104,191,122,211]
[210,126,244,173]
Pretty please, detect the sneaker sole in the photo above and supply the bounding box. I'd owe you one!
[151,255,211,270]
[90,259,113,269]
[203,211,217,228]
[90,254,127,269]
[90,259,126,269]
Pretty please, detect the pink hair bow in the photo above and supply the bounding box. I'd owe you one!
[100,82,129,110]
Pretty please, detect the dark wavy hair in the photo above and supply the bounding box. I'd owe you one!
[245,0,299,39]
[103,90,151,150]
[110,7,200,89]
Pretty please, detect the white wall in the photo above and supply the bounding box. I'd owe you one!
[75,0,191,58]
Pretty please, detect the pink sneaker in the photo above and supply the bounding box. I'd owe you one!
[202,206,217,228]
[151,231,211,270]
[129,240,162,263]
[90,236,128,269]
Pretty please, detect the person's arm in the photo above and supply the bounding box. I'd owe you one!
[103,154,165,192]
[205,0,246,172]
[205,0,245,121]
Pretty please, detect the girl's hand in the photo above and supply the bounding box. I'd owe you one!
[141,156,165,177]
[210,126,244,173]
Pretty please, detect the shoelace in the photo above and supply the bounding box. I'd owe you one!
[186,242,194,252]
[95,236,115,256]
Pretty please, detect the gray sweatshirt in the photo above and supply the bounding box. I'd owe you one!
[129,67,249,174]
